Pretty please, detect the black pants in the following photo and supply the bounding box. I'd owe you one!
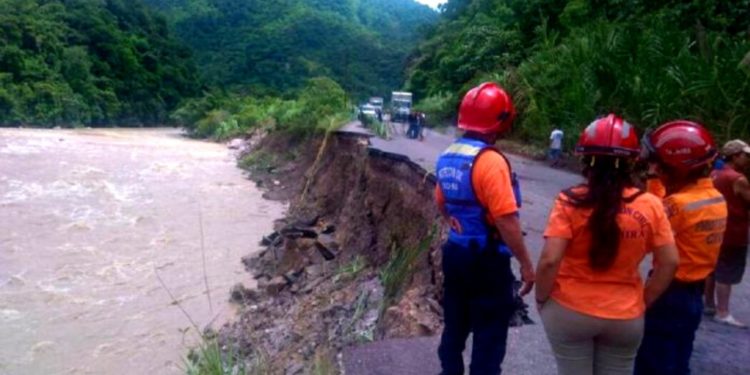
[407,123,418,138]
[438,241,515,375]
[634,281,704,375]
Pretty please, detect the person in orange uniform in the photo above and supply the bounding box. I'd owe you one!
[535,114,679,375]
[435,82,535,374]
[634,121,727,374]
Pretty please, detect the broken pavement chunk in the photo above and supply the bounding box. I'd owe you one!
[314,241,336,261]
[283,269,304,284]
[229,283,261,304]
[280,226,318,239]
[291,213,319,227]
[260,276,287,295]
[320,224,335,234]
[260,231,280,246]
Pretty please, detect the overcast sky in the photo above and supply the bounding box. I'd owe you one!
[415,0,443,9]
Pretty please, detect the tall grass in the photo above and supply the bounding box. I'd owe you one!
[185,340,247,375]
[312,349,337,375]
[380,226,437,305]
[359,114,389,138]
[335,256,366,283]
[370,119,389,139]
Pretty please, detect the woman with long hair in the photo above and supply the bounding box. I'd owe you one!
[535,114,679,375]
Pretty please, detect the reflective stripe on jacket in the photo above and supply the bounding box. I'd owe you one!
[436,138,521,254]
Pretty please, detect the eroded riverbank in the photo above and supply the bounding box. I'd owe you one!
[0,128,285,374]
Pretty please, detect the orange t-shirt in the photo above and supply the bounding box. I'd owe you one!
[543,187,675,319]
[663,178,727,282]
[435,150,518,221]
[646,178,666,199]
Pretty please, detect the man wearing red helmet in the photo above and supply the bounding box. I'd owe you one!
[435,82,535,374]
[635,121,728,375]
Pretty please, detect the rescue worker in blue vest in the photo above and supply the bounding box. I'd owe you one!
[435,82,535,374]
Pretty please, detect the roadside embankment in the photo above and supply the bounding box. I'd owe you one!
[217,130,447,373]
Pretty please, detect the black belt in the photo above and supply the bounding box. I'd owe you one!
[648,269,704,292]
[671,278,705,292]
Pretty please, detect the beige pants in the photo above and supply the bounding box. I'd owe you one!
[540,300,644,375]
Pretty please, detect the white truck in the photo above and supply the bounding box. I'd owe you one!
[391,91,412,122]
[368,97,384,112]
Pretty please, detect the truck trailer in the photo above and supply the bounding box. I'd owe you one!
[391,91,412,122]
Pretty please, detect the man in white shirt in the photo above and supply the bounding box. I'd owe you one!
[549,127,564,167]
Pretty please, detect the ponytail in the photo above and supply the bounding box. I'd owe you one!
[564,156,636,271]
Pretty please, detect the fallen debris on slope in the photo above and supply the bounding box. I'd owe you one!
[218,131,447,373]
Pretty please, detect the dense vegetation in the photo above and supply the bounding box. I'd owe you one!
[140,0,437,139]
[0,0,435,130]
[408,0,750,147]
[143,0,437,99]
[172,77,351,139]
[0,0,199,126]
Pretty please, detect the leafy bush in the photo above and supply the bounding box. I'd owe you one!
[175,77,351,139]
[498,16,750,148]
[238,151,276,172]
[413,92,458,125]
[172,92,228,131]
[193,110,232,139]
[275,77,350,136]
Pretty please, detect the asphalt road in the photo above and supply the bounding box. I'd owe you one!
[341,121,750,375]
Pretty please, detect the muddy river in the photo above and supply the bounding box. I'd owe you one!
[0,128,285,374]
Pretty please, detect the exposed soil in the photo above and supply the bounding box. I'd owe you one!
[218,130,447,373]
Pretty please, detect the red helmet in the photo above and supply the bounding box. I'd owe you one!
[576,114,640,157]
[643,120,717,172]
[457,82,516,134]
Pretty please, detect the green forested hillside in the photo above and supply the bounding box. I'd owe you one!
[0,0,199,126]
[0,0,435,128]
[144,0,437,98]
[408,0,750,146]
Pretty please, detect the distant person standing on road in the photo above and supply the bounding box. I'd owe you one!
[435,82,535,374]
[406,112,417,139]
[417,112,426,141]
[549,127,564,167]
[635,121,727,374]
[535,114,678,375]
[704,139,750,328]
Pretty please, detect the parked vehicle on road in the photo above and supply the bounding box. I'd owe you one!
[391,91,412,122]
[369,97,384,112]
[358,104,378,125]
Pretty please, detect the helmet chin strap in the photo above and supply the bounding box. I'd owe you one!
[640,129,657,162]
